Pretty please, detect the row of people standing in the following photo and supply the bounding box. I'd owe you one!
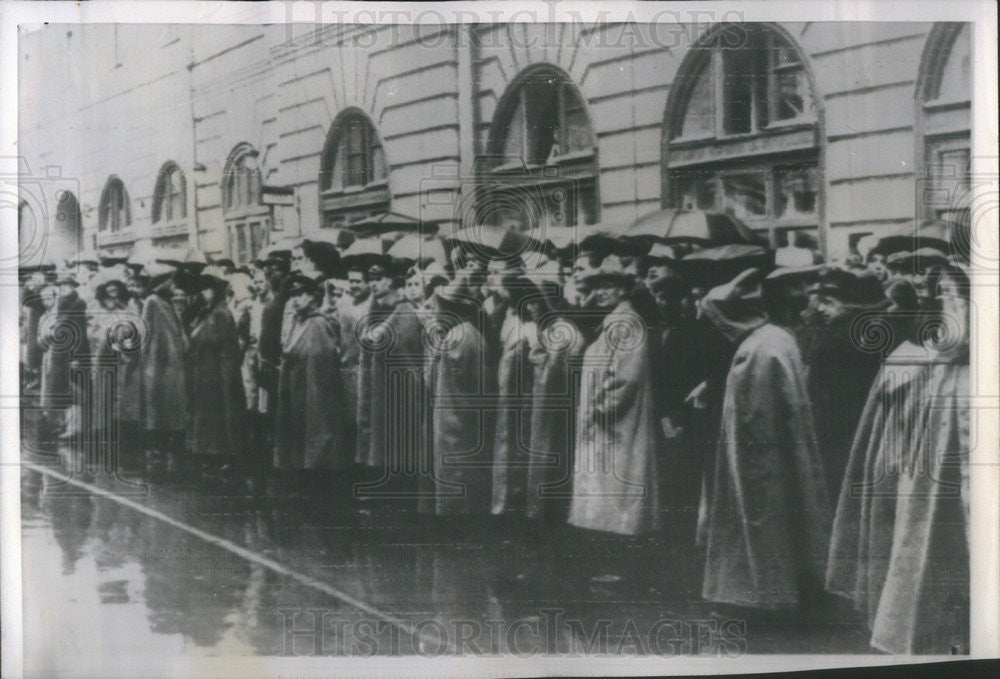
[19,228,970,654]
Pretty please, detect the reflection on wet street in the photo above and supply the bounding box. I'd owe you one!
[21,447,874,672]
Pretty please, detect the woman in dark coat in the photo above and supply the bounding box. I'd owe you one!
[422,280,494,518]
[186,266,247,474]
[139,264,189,473]
[89,274,140,474]
[39,274,91,439]
[274,274,350,475]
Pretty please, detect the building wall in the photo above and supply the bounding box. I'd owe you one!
[19,21,968,264]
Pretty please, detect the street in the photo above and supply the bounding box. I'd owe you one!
[19,440,875,670]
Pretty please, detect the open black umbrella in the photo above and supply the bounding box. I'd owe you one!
[871,220,953,258]
[445,226,544,261]
[340,236,391,270]
[675,243,774,289]
[347,211,436,238]
[627,208,764,246]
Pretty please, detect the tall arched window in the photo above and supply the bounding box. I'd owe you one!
[319,110,390,228]
[18,200,36,248]
[223,144,268,265]
[485,65,599,231]
[152,162,187,224]
[98,176,131,232]
[664,24,820,248]
[54,191,82,259]
[917,23,971,225]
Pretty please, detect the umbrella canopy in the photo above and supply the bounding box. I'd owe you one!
[347,211,436,237]
[872,220,953,258]
[676,243,773,289]
[340,236,391,270]
[626,208,763,246]
[387,233,448,265]
[445,226,544,261]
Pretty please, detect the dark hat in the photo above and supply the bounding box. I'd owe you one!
[287,273,320,297]
[301,240,342,278]
[811,267,888,309]
[210,257,237,272]
[99,256,129,268]
[197,264,230,292]
[580,254,633,286]
[55,273,80,287]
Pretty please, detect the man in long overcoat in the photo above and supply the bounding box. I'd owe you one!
[700,268,831,612]
[139,264,189,469]
[423,281,494,517]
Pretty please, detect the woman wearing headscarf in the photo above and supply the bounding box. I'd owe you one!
[825,279,930,631]
[186,265,247,479]
[274,274,350,481]
[700,268,831,615]
[870,265,970,654]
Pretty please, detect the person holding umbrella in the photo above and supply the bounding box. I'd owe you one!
[186,265,248,484]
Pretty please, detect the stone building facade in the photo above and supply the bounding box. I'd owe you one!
[18,21,971,267]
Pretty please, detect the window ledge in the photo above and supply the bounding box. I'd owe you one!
[670,120,816,148]
[97,229,135,246]
[322,180,389,198]
[923,98,971,112]
[151,221,189,238]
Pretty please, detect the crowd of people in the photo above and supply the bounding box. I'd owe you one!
[19,217,970,654]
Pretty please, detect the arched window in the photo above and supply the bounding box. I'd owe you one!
[917,23,971,225]
[223,144,268,266]
[664,24,820,248]
[98,176,131,232]
[54,191,82,258]
[319,110,390,228]
[18,200,36,247]
[485,65,599,231]
[152,162,187,224]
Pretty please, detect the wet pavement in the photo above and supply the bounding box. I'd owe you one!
[19,417,876,672]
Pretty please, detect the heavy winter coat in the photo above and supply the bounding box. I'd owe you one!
[871,355,970,654]
[567,300,661,536]
[139,289,188,432]
[359,296,426,481]
[39,291,90,411]
[525,316,585,520]
[825,341,931,628]
[275,312,349,471]
[187,302,247,457]
[491,309,537,515]
[701,323,831,609]
[425,318,494,515]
